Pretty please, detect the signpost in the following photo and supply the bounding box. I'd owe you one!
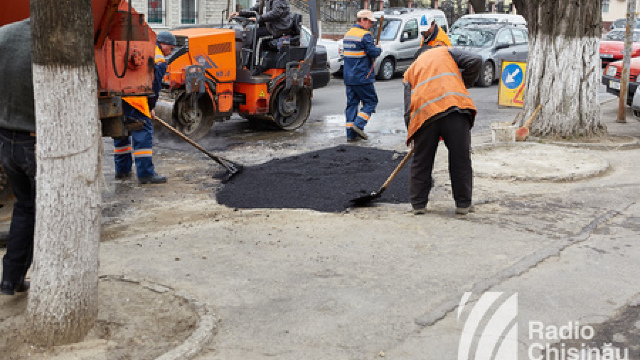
[498,61,526,108]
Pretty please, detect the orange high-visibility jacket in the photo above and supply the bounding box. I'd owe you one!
[403,46,476,143]
[420,25,451,47]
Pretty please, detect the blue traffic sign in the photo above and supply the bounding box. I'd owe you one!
[502,63,524,90]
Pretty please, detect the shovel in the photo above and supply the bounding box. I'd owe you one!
[515,104,542,142]
[153,116,243,183]
[349,147,414,206]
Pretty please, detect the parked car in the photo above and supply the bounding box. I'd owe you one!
[450,23,529,86]
[609,18,640,31]
[375,8,449,33]
[336,11,448,80]
[602,58,640,105]
[600,29,640,67]
[450,13,526,33]
[302,26,342,75]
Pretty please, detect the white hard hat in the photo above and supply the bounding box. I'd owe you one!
[419,14,433,34]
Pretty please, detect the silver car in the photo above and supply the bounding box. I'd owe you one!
[450,24,529,87]
[365,13,424,80]
[337,12,445,80]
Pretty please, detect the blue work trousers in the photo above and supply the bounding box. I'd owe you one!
[0,129,35,284]
[114,109,155,178]
[345,83,378,139]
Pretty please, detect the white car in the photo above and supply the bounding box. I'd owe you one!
[302,26,342,75]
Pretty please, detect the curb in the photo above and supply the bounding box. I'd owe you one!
[470,142,611,182]
[539,136,640,150]
[99,275,217,360]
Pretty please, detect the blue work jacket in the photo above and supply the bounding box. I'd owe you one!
[342,24,382,86]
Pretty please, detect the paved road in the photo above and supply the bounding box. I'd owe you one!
[312,76,616,135]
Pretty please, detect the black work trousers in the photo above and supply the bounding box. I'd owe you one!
[410,111,473,210]
[0,129,35,284]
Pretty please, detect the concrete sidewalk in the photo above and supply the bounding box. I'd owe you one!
[2,97,637,359]
[95,98,640,359]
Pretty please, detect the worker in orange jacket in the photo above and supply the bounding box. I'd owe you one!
[419,14,451,48]
[403,45,481,216]
[114,31,176,184]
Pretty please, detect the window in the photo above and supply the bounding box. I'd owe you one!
[602,0,610,13]
[148,0,165,25]
[402,19,419,41]
[512,28,528,45]
[496,29,513,46]
[182,0,198,24]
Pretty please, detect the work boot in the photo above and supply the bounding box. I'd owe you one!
[138,174,167,184]
[351,126,368,140]
[1,276,29,296]
[115,172,132,180]
[413,208,426,215]
[455,205,476,215]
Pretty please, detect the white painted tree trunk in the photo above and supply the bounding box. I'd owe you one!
[518,0,605,138]
[26,0,101,345]
[26,64,102,346]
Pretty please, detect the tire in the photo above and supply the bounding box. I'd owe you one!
[377,58,395,81]
[476,61,494,87]
[270,86,311,130]
[172,93,215,141]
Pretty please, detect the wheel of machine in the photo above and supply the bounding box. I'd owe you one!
[377,58,395,81]
[476,61,494,87]
[173,93,215,141]
[270,86,311,130]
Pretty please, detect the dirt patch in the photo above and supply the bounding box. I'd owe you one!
[216,145,412,212]
[0,277,199,360]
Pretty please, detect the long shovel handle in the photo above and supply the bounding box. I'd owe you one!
[153,115,229,165]
[380,146,414,191]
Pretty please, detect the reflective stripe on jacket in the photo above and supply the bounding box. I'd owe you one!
[342,25,382,85]
[420,25,451,47]
[403,46,476,143]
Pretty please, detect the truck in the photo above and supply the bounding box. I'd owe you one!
[0,0,159,200]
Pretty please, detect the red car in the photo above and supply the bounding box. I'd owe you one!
[600,29,640,66]
[602,57,640,105]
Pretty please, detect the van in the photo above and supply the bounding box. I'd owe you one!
[368,12,425,80]
[373,8,450,33]
[450,13,526,32]
[414,9,450,33]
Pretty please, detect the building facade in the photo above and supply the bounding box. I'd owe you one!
[131,0,230,30]
[601,0,640,30]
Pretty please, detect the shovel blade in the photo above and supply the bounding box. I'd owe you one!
[214,162,244,183]
[349,190,381,207]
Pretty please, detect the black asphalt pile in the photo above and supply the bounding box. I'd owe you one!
[216,145,411,212]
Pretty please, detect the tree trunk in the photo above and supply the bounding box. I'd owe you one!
[468,0,486,13]
[514,0,605,138]
[26,0,102,346]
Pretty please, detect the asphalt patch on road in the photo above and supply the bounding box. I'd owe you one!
[216,145,411,212]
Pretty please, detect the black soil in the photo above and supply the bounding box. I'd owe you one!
[216,145,412,212]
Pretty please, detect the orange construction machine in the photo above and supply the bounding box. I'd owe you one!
[160,0,319,140]
[0,0,157,138]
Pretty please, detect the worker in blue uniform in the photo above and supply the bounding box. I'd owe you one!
[114,31,176,184]
[342,9,382,141]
